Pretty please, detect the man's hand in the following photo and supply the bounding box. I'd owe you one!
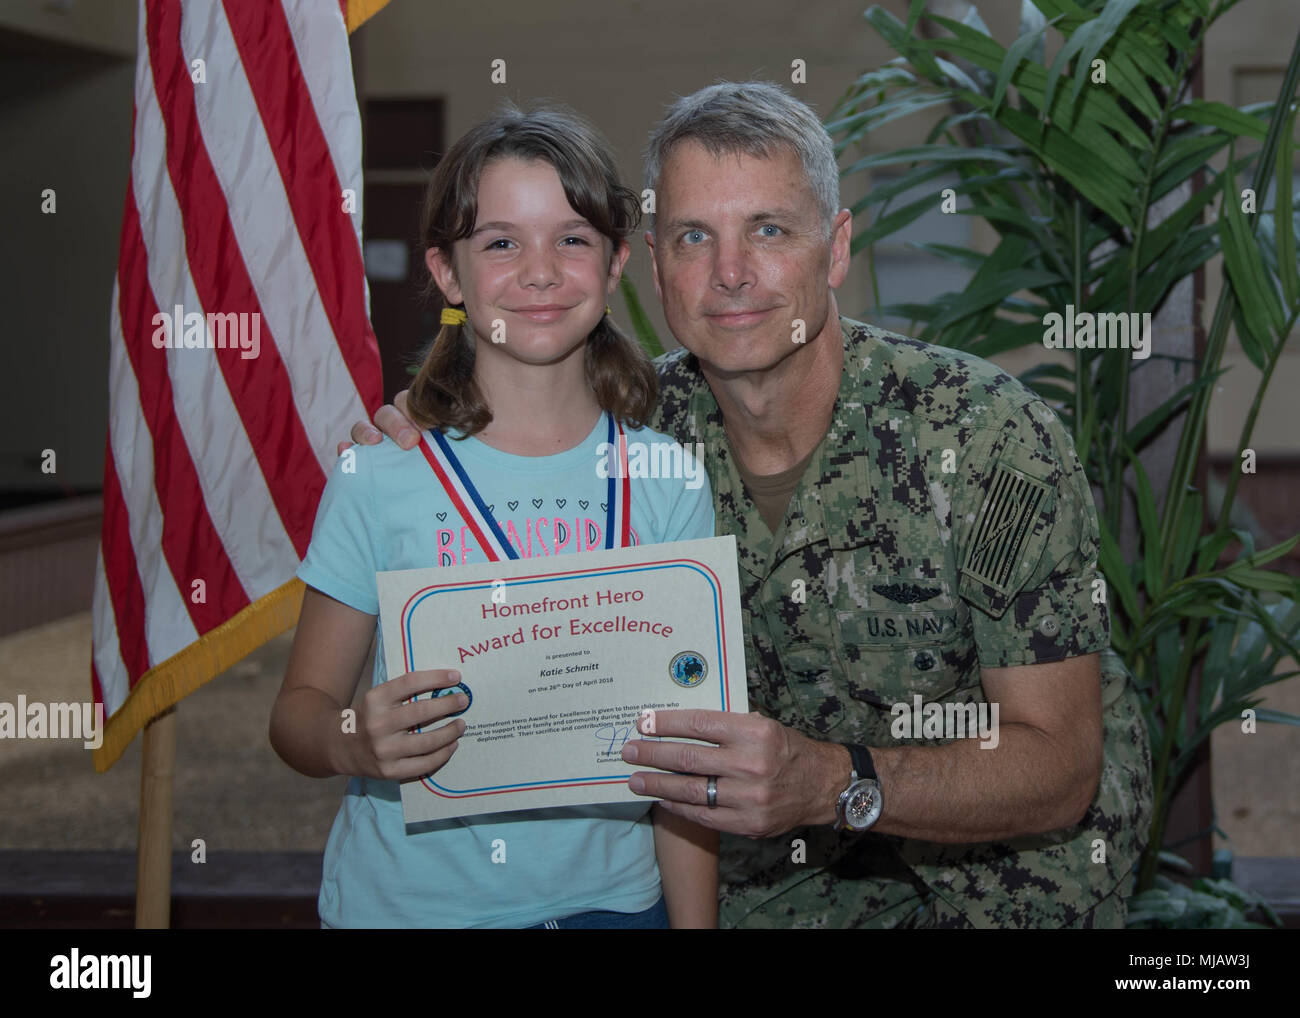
[621,709,850,837]
[339,388,421,456]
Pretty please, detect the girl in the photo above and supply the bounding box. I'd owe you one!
[269,103,718,929]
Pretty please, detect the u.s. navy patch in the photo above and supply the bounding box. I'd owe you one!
[961,462,1052,594]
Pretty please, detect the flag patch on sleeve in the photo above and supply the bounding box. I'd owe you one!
[961,463,1052,594]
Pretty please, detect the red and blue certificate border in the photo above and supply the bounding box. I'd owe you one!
[398,557,734,800]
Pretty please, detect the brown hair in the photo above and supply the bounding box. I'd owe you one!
[407,101,657,437]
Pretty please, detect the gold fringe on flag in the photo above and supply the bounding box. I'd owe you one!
[345,0,392,34]
[92,579,306,773]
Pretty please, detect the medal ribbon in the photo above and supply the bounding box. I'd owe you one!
[418,411,631,562]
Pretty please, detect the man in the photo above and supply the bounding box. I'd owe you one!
[351,82,1153,928]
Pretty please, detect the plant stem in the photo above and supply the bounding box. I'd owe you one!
[1214,307,1299,536]
[1073,196,1086,445]
[1137,613,1205,890]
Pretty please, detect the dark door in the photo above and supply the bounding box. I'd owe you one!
[362,98,445,402]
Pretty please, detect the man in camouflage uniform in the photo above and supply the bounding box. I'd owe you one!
[616,81,1152,929]
[641,314,1153,928]
[358,81,1152,928]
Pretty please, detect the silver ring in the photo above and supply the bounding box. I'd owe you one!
[706,775,718,808]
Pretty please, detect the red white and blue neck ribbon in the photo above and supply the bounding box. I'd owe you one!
[418,411,631,562]
[602,412,632,550]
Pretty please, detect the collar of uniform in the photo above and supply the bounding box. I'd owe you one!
[776,317,887,560]
[685,316,902,577]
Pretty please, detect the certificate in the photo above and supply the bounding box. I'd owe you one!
[375,535,749,823]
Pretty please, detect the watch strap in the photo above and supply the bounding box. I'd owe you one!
[843,742,876,783]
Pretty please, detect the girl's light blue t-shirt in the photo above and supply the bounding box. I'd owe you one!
[297,412,715,928]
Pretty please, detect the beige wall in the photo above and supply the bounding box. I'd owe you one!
[354,0,888,354]
[2,0,1296,499]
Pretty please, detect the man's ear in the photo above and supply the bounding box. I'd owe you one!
[425,247,463,305]
[645,231,663,304]
[827,210,852,290]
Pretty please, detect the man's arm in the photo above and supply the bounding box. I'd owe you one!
[850,654,1102,841]
[624,652,1103,841]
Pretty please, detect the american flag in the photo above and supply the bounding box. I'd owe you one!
[91,0,388,771]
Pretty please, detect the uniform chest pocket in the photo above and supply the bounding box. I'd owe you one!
[773,640,847,735]
[832,603,976,712]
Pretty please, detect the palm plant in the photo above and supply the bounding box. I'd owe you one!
[827,0,1300,918]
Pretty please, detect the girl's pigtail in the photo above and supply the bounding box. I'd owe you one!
[586,313,657,431]
[407,306,492,437]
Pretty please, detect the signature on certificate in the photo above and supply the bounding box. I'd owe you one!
[594,724,635,754]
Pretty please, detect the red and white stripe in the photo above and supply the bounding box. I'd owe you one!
[92,0,382,723]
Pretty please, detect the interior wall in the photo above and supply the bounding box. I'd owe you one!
[0,46,133,496]
[2,0,1294,504]
[354,0,897,357]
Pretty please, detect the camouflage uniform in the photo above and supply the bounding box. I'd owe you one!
[648,317,1153,929]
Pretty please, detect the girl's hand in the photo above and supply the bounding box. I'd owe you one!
[351,668,469,782]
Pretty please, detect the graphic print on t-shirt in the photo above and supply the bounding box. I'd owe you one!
[433,493,640,566]
[418,410,635,568]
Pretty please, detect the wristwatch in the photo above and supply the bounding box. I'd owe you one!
[833,743,883,832]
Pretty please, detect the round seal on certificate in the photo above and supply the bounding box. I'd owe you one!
[669,651,707,688]
[432,681,473,718]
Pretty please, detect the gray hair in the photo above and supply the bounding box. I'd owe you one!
[643,81,839,233]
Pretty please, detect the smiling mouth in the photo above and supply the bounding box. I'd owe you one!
[705,308,778,325]
[510,305,577,322]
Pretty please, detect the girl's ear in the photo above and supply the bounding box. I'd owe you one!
[425,247,463,305]
[605,237,632,295]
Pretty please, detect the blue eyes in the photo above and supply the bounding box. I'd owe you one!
[484,236,590,250]
[680,225,782,244]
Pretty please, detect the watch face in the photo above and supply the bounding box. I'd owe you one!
[846,782,881,829]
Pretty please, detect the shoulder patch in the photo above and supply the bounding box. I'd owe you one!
[961,462,1052,594]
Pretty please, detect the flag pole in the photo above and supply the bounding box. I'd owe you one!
[135,706,177,928]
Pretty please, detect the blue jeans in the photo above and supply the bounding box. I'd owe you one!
[318,896,669,929]
[526,895,668,929]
